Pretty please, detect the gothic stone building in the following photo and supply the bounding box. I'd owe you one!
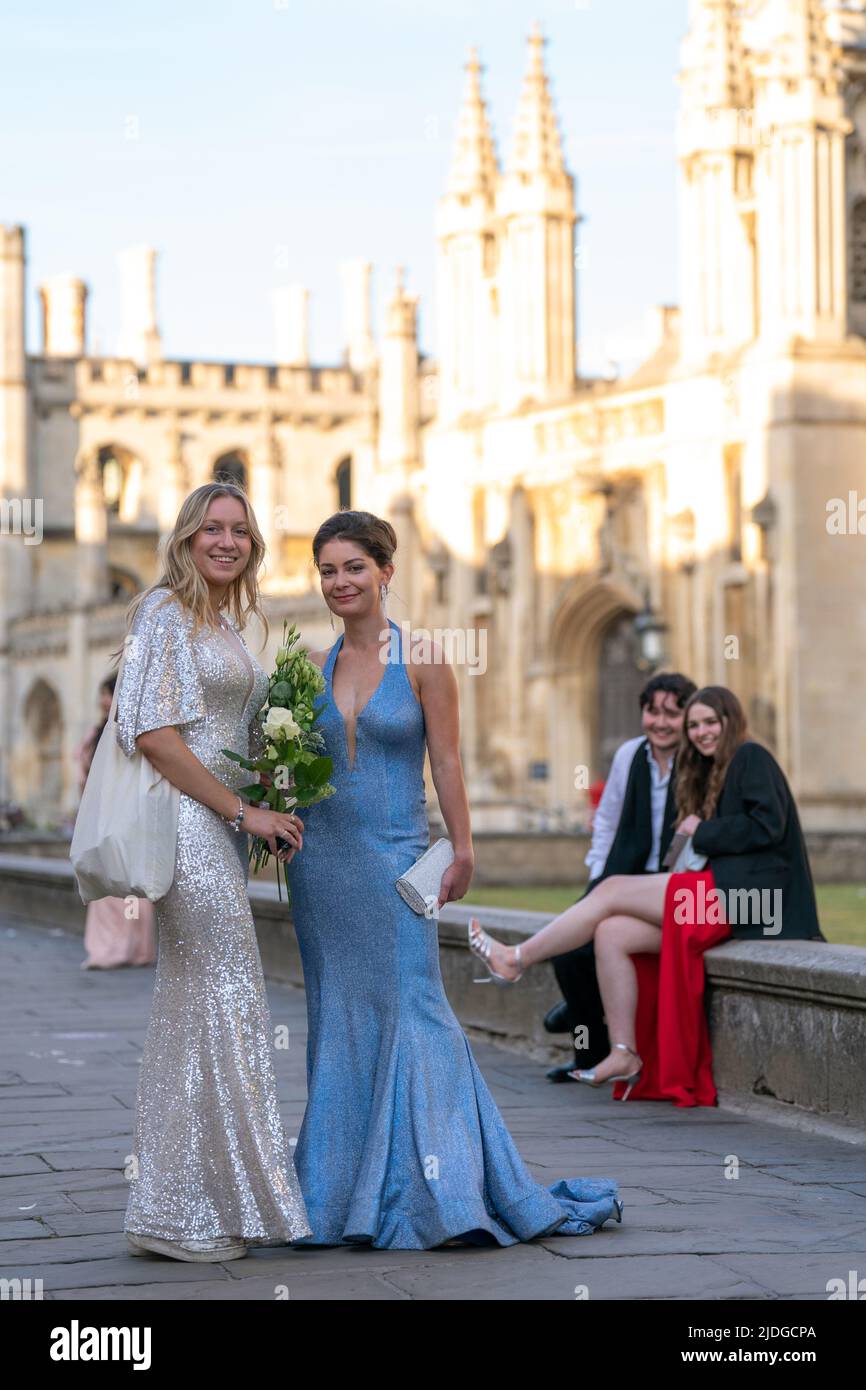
[2,4,866,833]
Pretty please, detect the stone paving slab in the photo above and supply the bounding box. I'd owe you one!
[1,916,865,1302]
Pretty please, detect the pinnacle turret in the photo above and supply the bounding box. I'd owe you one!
[445,47,499,200]
[505,21,570,187]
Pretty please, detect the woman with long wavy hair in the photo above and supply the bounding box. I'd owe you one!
[115,481,310,1259]
[470,686,823,1107]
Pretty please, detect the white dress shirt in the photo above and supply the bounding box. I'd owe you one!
[585,736,673,879]
[644,740,673,872]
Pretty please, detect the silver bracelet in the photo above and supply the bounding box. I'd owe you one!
[228,797,245,833]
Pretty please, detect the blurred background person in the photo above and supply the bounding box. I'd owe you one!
[75,674,156,970]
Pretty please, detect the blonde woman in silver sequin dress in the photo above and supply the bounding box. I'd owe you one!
[116,482,310,1261]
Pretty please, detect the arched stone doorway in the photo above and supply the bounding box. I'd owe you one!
[547,579,641,816]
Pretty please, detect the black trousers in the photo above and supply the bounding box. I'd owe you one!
[550,878,609,1068]
[551,940,610,1068]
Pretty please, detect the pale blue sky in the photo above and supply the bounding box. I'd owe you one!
[1,0,686,376]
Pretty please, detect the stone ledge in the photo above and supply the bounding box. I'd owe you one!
[705,938,866,1007]
[1,853,863,1137]
[7,827,866,883]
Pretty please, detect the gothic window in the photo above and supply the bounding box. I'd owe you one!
[473,491,487,595]
[23,679,64,818]
[489,534,512,597]
[724,444,743,562]
[212,451,248,490]
[336,457,352,510]
[734,153,753,199]
[98,446,126,514]
[108,566,140,601]
[850,198,866,304]
[428,544,450,606]
[96,444,144,521]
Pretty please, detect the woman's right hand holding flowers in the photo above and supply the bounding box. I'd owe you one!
[242,804,304,859]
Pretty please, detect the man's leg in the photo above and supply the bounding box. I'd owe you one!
[547,939,610,1080]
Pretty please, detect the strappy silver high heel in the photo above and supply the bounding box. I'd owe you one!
[571,1043,642,1100]
[467,918,524,985]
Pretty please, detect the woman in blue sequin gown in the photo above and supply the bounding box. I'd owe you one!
[285,512,622,1250]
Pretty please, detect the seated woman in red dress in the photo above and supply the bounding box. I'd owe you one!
[469,687,824,1107]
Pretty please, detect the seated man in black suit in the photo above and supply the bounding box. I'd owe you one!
[545,671,697,1081]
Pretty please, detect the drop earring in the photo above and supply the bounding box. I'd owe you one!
[380,583,389,618]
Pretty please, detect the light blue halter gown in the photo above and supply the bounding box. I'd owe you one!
[287,618,621,1249]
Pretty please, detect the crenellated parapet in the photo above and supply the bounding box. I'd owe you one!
[28,355,373,427]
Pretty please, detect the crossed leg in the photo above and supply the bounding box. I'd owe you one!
[469,874,672,1088]
[476,873,671,980]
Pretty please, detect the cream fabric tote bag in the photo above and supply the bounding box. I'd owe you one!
[70,655,180,904]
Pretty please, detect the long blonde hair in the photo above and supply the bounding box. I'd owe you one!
[113,482,268,661]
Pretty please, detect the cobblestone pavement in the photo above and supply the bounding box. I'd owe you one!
[2,915,864,1301]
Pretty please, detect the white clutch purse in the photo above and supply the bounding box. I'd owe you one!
[395,837,454,917]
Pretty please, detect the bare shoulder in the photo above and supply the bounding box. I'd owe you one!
[406,633,457,699]
[406,631,446,665]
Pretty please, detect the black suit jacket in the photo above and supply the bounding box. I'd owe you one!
[598,738,678,881]
[691,740,824,941]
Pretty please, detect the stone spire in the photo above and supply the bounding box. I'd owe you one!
[437,45,502,419]
[446,46,499,200]
[505,20,569,186]
[497,23,576,406]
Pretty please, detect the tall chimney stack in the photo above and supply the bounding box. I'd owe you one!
[117,245,161,366]
[273,284,310,366]
[340,258,375,372]
[39,275,88,356]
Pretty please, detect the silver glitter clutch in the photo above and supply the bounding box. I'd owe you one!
[395,837,455,917]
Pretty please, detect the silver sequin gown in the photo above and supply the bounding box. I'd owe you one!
[115,587,311,1246]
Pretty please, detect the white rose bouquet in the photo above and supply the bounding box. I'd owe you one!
[222,620,335,898]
